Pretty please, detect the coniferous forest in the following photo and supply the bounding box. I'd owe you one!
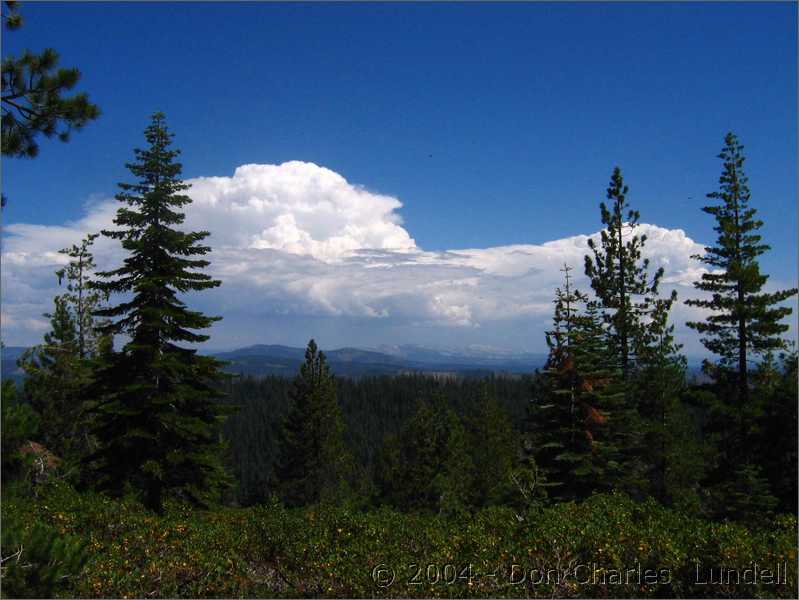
[1,3,797,599]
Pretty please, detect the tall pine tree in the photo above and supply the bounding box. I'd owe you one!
[584,167,664,379]
[274,339,354,507]
[85,113,229,512]
[686,132,797,405]
[685,133,796,521]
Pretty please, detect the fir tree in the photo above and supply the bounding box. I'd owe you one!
[578,301,645,496]
[528,267,630,500]
[374,431,405,508]
[584,167,664,379]
[400,395,449,512]
[686,132,797,405]
[635,294,682,499]
[18,237,106,465]
[468,383,518,507]
[749,348,797,514]
[376,393,465,513]
[274,339,354,507]
[433,408,474,516]
[527,265,592,499]
[85,113,229,512]
[710,463,778,523]
[634,293,708,509]
[19,296,89,461]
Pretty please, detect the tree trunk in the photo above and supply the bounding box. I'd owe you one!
[738,285,748,405]
[617,217,628,379]
[144,480,163,513]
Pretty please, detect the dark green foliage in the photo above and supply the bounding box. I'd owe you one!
[0,514,89,599]
[375,387,524,514]
[686,132,797,405]
[635,293,710,509]
[570,302,637,496]
[467,384,519,507]
[1,398,39,483]
[376,394,472,513]
[433,408,474,516]
[527,268,594,500]
[1,1,99,158]
[16,234,108,468]
[85,113,230,512]
[3,2,22,30]
[274,339,356,507]
[751,350,798,514]
[219,376,291,505]
[18,296,90,462]
[582,169,690,500]
[1,377,17,405]
[684,364,775,521]
[528,267,634,501]
[3,481,797,599]
[708,462,779,524]
[375,398,442,511]
[584,167,664,379]
[221,373,536,507]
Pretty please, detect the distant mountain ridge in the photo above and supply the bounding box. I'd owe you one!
[1,346,29,385]
[211,343,547,378]
[2,343,708,382]
[372,343,544,363]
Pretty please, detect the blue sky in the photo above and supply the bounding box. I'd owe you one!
[2,2,796,353]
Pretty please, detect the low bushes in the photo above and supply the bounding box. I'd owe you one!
[2,482,796,598]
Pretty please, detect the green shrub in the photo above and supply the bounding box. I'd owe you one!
[2,482,796,598]
[0,514,88,598]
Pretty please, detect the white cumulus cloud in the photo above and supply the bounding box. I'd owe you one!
[186,161,416,261]
[0,160,741,354]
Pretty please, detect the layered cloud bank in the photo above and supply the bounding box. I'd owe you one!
[2,161,714,352]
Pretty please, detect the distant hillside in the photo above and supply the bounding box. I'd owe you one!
[2,343,709,382]
[1,346,28,386]
[213,344,547,378]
